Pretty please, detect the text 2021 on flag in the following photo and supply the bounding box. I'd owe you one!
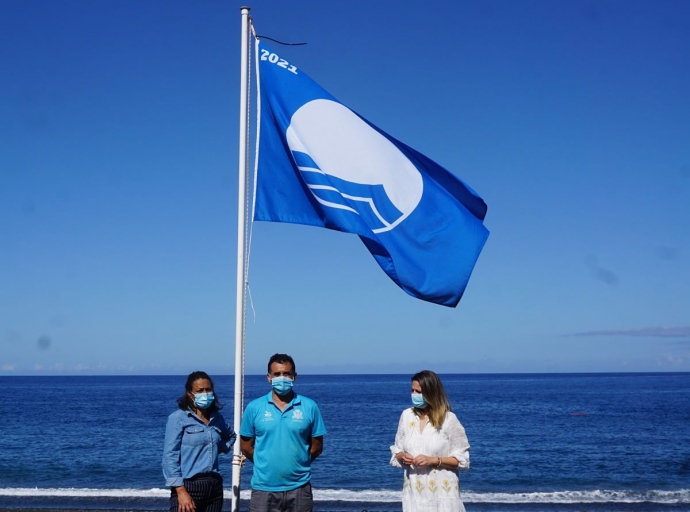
[253,41,489,307]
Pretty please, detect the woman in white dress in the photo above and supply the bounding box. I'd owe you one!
[390,370,470,512]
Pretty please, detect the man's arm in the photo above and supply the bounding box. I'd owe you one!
[240,436,255,463]
[309,435,323,461]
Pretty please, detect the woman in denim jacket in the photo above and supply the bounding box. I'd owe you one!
[163,371,236,512]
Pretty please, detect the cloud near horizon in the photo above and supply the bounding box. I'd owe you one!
[572,326,690,338]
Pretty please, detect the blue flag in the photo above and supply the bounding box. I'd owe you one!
[253,41,489,307]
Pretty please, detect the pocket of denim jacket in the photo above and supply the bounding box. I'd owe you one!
[183,426,206,445]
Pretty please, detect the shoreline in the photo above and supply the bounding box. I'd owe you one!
[3,502,690,512]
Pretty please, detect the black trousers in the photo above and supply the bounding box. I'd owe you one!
[170,473,224,512]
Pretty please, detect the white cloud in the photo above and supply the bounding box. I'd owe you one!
[572,326,690,338]
[656,354,687,366]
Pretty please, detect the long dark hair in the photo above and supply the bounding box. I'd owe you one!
[411,370,451,428]
[177,371,223,412]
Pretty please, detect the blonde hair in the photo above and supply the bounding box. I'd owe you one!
[412,370,452,428]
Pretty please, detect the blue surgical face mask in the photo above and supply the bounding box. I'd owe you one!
[411,393,427,409]
[194,392,215,409]
[271,376,294,395]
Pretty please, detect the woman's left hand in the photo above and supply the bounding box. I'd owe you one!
[412,454,437,467]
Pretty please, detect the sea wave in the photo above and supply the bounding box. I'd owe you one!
[462,489,690,504]
[0,488,688,504]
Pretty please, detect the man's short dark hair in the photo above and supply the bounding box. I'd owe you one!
[267,353,296,374]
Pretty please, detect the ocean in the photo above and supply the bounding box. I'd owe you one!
[0,373,689,512]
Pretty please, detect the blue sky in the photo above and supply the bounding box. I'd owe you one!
[1,0,689,375]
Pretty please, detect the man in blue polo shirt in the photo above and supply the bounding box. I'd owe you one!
[240,353,326,512]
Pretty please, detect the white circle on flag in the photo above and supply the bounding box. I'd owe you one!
[286,99,423,233]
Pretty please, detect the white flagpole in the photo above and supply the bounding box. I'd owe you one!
[231,6,251,512]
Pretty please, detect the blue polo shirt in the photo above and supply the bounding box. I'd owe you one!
[240,391,326,491]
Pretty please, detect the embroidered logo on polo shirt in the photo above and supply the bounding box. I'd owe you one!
[263,410,273,421]
[292,409,303,421]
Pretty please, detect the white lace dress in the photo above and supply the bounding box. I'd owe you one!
[390,409,470,512]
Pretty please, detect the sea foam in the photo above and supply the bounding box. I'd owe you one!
[1,488,688,504]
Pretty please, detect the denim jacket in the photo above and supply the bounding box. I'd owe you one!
[162,408,236,487]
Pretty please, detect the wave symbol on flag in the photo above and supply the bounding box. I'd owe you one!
[286,99,423,234]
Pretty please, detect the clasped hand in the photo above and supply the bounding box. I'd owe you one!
[400,452,436,467]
